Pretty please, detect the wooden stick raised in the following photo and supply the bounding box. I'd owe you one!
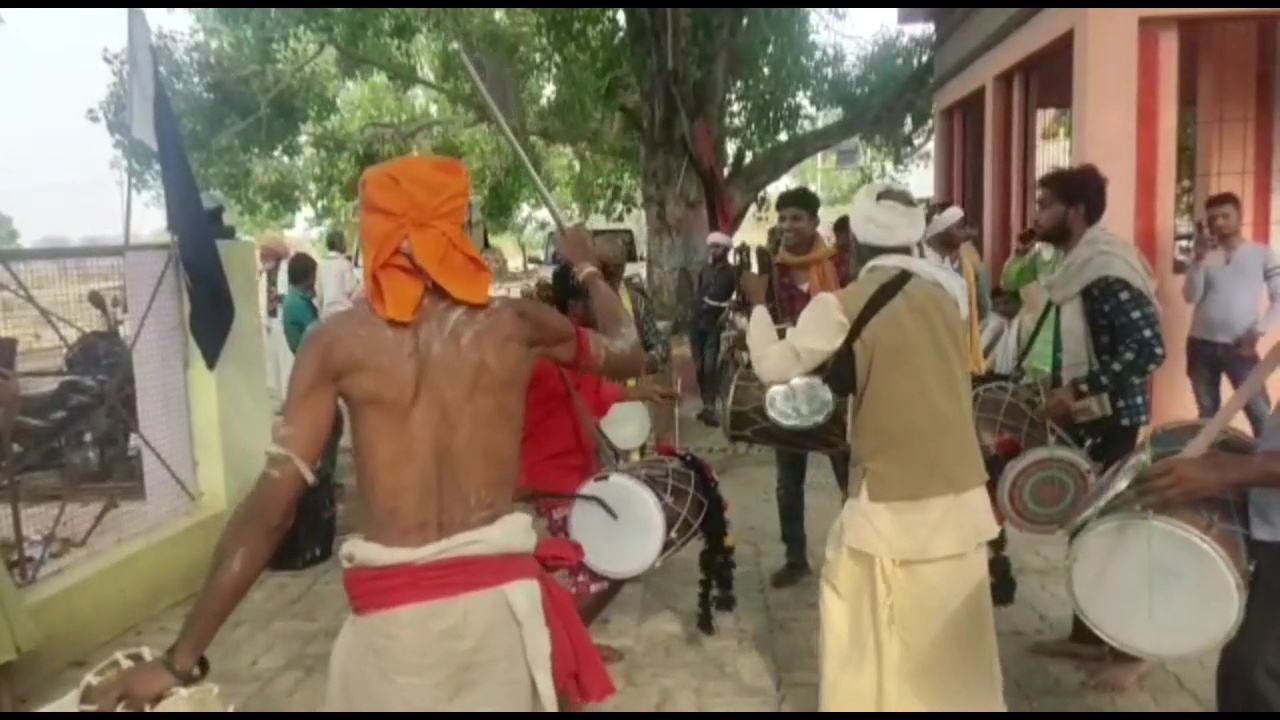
[1179,341,1280,458]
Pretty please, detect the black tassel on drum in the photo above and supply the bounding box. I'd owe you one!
[661,447,736,635]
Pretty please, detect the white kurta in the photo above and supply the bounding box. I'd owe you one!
[745,293,1006,712]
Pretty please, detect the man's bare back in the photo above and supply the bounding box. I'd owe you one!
[312,298,535,547]
[89,171,637,711]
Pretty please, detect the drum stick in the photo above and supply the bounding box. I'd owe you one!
[522,490,618,520]
[455,46,568,234]
[1179,341,1280,459]
[674,377,682,449]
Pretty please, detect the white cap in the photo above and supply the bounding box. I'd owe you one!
[924,205,965,241]
[849,182,926,249]
[706,231,733,248]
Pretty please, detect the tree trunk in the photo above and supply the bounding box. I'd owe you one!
[641,143,709,327]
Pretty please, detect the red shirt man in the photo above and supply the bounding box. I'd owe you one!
[520,357,623,501]
[519,350,626,604]
[520,268,676,617]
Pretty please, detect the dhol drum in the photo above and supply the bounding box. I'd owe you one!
[567,456,709,580]
[972,380,1074,457]
[1067,420,1255,660]
[722,366,848,454]
[599,401,651,452]
[996,445,1096,535]
[66,647,233,712]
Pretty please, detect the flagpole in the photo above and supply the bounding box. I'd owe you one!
[122,169,134,248]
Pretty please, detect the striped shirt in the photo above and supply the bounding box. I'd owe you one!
[1183,240,1280,343]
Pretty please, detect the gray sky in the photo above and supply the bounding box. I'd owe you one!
[0,8,187,241]
[0,8,917,242]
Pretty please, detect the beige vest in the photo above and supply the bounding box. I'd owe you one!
[835,267,987,502]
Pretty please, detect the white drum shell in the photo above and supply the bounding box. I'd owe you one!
[1068,512,1246,660]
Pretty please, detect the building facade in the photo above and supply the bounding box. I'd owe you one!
[902,8,1280,423]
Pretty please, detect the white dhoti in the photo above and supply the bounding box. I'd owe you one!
[818,541,1006,712]
[264,318,293,410]
[325,513,559,712]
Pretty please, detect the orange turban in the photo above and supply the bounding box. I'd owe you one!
[358,155,492,323]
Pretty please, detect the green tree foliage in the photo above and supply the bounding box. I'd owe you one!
[91,9,931,312]
[0,212,19,248]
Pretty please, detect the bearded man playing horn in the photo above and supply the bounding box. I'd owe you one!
[741,182,1005,712]
[89,155,642,712]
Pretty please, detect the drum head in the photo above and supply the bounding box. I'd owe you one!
[567,472,666,580]
[1065,421,1256,534]
[764,375,835,429]
[599,401,651,451]
[1146,420,1256,458]
[997,446,1094,534]
[972,381,1072,455]
[1069,513,1245,659]
[151,685,233,712]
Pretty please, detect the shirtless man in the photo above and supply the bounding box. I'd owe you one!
[89,155,644,712]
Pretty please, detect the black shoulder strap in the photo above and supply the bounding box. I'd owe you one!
[825,270,914,396]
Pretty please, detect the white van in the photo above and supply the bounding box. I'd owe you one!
[539,227,644,283]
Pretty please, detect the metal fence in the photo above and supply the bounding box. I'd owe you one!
[0,244,197,584]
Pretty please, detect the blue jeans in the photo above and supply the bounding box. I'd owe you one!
[775,449,850,566]
[689,323,722,408]
[1186,337,1270,438]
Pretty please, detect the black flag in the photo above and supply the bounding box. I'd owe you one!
[128,9,234,369]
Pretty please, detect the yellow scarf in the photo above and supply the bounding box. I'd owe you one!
[958,245,987,375]
[774,242,842,295]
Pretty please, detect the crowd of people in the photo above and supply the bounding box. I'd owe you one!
[694,165,1280,711]
[75,154,1280,713]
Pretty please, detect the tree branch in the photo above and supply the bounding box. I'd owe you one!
[331,37,634,165]
[357,116,484,146]
[698,9,747,130]
[725,62,932,217]
[726,145,747,178]
[209,45,328,147]
[328,39,488,118]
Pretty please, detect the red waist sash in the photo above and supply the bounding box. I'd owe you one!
[342,536,614,705]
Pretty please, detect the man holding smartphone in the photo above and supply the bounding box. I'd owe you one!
[1183,192,1280,437]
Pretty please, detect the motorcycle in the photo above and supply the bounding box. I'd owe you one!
[6,290,137,483]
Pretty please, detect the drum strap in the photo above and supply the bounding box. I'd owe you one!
[556,368,620,470]
[824,270,914,397]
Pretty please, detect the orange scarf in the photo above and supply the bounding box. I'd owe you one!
[774,242,841,295]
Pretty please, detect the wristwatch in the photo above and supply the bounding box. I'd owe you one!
[161,647,211,687]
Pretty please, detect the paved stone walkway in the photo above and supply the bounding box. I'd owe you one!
[32,419,1217,711]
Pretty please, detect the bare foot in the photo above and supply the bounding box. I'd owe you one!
[595,643,624,664]
[1027,638,1110,662]
[1084,660,1150,694]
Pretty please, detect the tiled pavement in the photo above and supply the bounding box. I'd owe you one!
[30,414,1216,711]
